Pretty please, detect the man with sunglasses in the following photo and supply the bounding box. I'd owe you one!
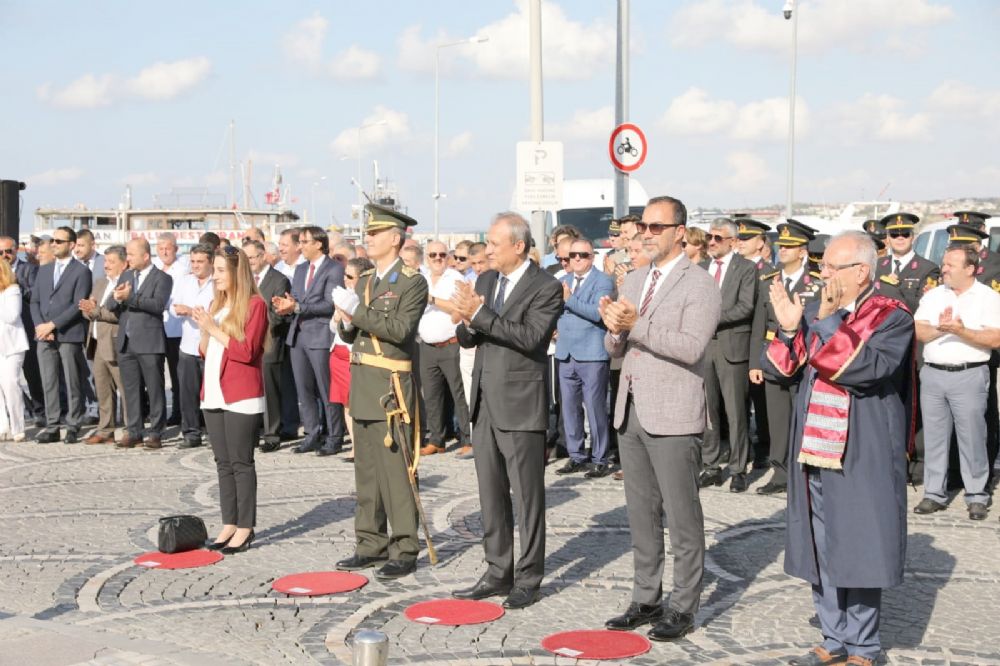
[873,213,939,314]
[698,217,758,493]
[454,240,475,281]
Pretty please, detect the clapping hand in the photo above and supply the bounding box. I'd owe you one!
[769,276,804,332]
[562,281,572,301]
[78,298,97,316]
[272,292,296,315]
[599,295,638,335]
[173,304,192,317]
[113,280,131,302]
[450,281,483,323]
[937,306,965,335]
[191,306,215,333]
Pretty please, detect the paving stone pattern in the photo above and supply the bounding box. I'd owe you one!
[1,430,999,665]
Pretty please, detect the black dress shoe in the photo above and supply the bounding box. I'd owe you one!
[63,429,80,444]
[374,559,416,580]
[698,469,724,488]
[279,431,299,442]
[452,576,512,600]
[605,602,664,630]
[316,444,343,457]
[178,438,202,449]
[166,415,181,427]
[647,608,694,641]
[221,530,254,555]
[260,439,281,453]
[556,460,588,475]
[756,481,787,495]
[336,553,387,571]
[787,646,848,665]
[968,502,989,521]
[585,463,612,479]
[502,586,539,609]
[293,438,322,454]
[729,473,748,493]
[913,498,947,514]
[752,457,771,470]
[35,430,59,444]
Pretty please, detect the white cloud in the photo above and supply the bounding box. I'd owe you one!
[282,13,328,65]
[329,105,412,156]
[36,74,115,109]
[397,1,615,80]
[28,167,84,186]
[670,0,953,55]
[721,152,772,192]
[126,57,211,100]
[444,131,474,158]
[119,172,158,186]
[246,150,300,169]
[927,80,1000,119]
[328,45,381,81]
[836,93,931,141]
[660,88,807,141]
[281,14,380,80]
[547,106,614,140]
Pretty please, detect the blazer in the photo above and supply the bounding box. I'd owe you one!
[606,255,721,436]
[14,258,37,332]
[286,256,344,350]
[554,268,615,362]
[200,296,268,404]
[256,267,292,363]
[79,253,105,277]
[29,258,93,344]
[457,260,563,431]
[111,266,172,354]
[701,253,757,363]
[0,285,30,356]
[83,276,121,362]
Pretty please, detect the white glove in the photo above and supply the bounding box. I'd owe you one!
[332,286,360,316]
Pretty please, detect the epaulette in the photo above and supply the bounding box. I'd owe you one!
[360,268,375,277]
[809,271,822,279]
[880,274,899,286]
[401,266,419,278]
[759,270,780,281]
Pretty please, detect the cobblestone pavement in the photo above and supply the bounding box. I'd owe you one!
[1,426,999,666]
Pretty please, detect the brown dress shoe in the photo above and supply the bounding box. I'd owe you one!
[86,433,115,445]
[420,443,444,455]
[456,445,473,456]
[116,435,143,449]
[613,470,625,481]
[844,656,875,666]
[143,437,163,450]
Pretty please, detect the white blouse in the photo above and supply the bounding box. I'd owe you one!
[0,285,29,357]
[200,307,265,414]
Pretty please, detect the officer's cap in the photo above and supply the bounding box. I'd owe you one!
[608,219,621,235]
[737,219,771,240]
[807,238,827,263]
[947,224,987,243]
[862,219,886,238]
[776,219,817,247]
[954,211,992,230]
[880,212,919,231]
[365,203,417,233]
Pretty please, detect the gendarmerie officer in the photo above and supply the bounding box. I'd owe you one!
[749,220,821,495]
[737,218,773,469]
[334,204,429,581]
[873,212,940,314]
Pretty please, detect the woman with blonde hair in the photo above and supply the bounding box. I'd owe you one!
[193,246,269,554]
[684,227,710,264]
[0,260,29,441]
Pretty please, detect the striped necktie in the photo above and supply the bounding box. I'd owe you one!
[639,269,661,316]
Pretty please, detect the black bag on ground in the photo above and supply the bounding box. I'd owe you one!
[157,515,208,553]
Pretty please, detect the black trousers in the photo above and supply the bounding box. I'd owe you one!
[419,341,471,445]
[165,337,181,421]
[22,338,45,418]
[119,347,165,438]
[204,409,260,529]
[279,352,300,437]
[262,358,283,442]
[177,352,205,440]
[290,344,344,448]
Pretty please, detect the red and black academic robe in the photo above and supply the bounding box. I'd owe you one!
[761,291,914,589]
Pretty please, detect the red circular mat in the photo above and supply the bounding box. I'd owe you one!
[541,630,652,660]
[404,599,504,625]
[271,571,369,596]
[133,550,223,570]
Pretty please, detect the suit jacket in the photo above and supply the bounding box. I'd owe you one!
[13,258,38,332]
[554,268,615,362]
[457,261,562,431]
[701,253,757,362]
[111,266,172,354]
[83,276,121,362]
[199,296,268,404]
[256,267,292,363]
[606,256,721,436]
[79,253,105,278]
[29,258,92,344]
[286,256,344,350]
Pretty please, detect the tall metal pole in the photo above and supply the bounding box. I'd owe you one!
[528,0,546,248]
[785,2,798,219]
[614,0,630,219]
[434,48,441,239]
[228,119,236,209]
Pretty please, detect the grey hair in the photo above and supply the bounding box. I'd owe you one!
[104,245,126,262]
[570,237,594,251]
[156,232,178,247]
[710,217,739,238]
[832,230,878,277]
[264,241,279,255]
[403,242,424,262]
[492,212,533,255]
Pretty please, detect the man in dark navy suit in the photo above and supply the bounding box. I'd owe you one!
[273,225,347,456]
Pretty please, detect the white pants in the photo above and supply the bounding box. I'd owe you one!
[0,352,26,437]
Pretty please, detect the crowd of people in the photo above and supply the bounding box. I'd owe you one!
[1,199,998,666]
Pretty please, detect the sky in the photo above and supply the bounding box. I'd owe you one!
[3,0,999,232]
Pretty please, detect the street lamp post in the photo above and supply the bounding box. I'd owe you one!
[784,0,798,219]
[434,35,489,240]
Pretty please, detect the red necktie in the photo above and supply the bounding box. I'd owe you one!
[639,269,661,316]
[714,260,724,285]
[255,273,262,286]
[305,263,316,291]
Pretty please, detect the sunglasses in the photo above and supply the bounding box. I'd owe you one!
[333,254,346,262]
[888,231,912,239]
[51,238,71,245]
[428,252,448,259]
[557,256,569,263]
[345,273,358,280]
[635,222,680,235]
[567,251,592,260]
[454,255,468,261]
[707,234,732,243]
[220,245,240,256]
[608,232,621,238]
[0,248,14,255]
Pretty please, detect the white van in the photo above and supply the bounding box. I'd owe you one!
[915,219,1000,266]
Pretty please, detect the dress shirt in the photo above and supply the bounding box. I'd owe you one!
[254,264,270,287]
[99,274,120,308]
[889,250,915,275]
[173,274,216,355]
[781,265,805,288]
[53,257,73,286]
[80,253,97,273]
[275,255,306,279]
[200,307,265,414]
[155,256,191,338]
[569,267,594,293]
[640,252,685,304]
[915,281,1000,364]
[710,251,735,286]
[133,264,153,291]
[419,268,464,343]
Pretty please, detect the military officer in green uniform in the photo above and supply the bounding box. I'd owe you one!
[873,212,940,313]
[749,220,821,495]
[334,203,429,580]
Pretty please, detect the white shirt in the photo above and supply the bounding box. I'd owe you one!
[275,255,306,279]
[200,307,265,414]
[568,267,594,294]
[492,258,531,305]
[254,264,270,287]
[708,251,734,286]
[173,274,216,356]
[99,274,120,309]
[888,250,915,275]
[915,281,1000,364]
[639,252,685,304]
[419,268,464,343]
[781,265,805,288]
[156,256,191,338]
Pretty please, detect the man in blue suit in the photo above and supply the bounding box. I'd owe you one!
[273,225,347,455]
[29,226,93,443]
[554,239,616,478]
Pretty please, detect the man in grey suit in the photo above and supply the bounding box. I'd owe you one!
[451,213,563,610]
[698,217,758,493]
[110,239,173,449]
[79,245,127,444]
[30,226,93,443]
[600,196,721,642]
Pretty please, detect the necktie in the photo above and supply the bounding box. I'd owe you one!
[133,271,140,294]
[573,276,583,294]
[53,262,63,288]
[305,263,316,291]
[371,274,380,291]
[714,260,724,286]
[893,259,901,276]
[255,273,262,287]
[639,269,661,316]
[493,275,508,312]
[784,277,792,293]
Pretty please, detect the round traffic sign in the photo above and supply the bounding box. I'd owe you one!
[609,123,647,172]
